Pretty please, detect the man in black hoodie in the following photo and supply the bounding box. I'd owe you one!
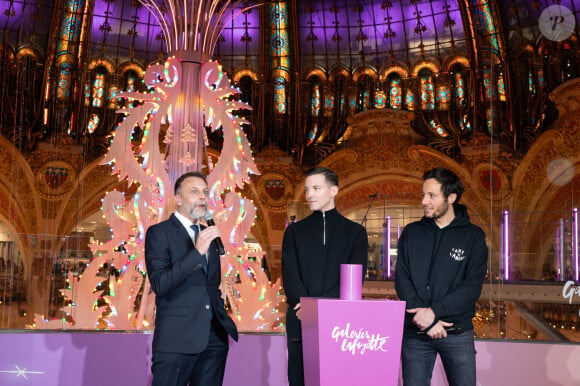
[395,167,488,386]
[282,167,368,386]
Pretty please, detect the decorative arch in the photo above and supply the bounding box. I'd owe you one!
[379,64,409,81]
[509,40,534,58]
[87,57,115,73]
[328,65,350,82]
[16,45,43,62]
[0,136,43,282]
[442,55,470,72]
[410,59,440,77]
[0,136,40,235]
[352,65,377,82]
[303,66,327,82]
[509,79,580,277]
[233,67,259,83]
[119,61,145,77]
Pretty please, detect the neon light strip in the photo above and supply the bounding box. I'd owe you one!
[503,210,509,281]
[560,219,565,281]
[381,216,387,279]
[386,216,391,279]
[573,208,579,282]
[556,220,564,281]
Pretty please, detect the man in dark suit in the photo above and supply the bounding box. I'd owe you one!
[145,171,238,386]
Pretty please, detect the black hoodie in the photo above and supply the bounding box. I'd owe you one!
[395,203,488,333]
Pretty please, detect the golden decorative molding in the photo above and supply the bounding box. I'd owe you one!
[347,108,416,137]
[471,163,509,200]
[35,160,77,201]
[378,64,409,81]
[0,136,40,234]
[337,180,421,213]
[245,145,305,269]
[267,211,288,232]
[255,145,304,203]
[352,65,377,81]
[256,173,294,212]
[550,78,580,118]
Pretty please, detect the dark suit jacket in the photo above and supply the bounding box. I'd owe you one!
[145,213,238,354]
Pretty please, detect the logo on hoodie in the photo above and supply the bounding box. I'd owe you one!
[450,248,465,261]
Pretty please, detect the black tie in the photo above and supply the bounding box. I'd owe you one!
[190,224,199,243]
[190,224,207,273]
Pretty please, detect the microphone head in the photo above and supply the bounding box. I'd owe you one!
[204,213,216,225]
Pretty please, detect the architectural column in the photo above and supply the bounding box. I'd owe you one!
[43,0,93,138]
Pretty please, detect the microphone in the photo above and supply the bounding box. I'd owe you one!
[204,213,225,255]
[369,193,379,199]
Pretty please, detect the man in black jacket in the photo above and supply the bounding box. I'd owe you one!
[395,167,488,386]
[145,171,238,386]
[282,167,368,386]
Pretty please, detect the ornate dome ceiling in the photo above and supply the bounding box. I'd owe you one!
[0,1,577,164]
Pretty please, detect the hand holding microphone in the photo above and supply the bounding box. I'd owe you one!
[204,213,226,255]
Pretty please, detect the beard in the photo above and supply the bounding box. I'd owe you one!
[426,201,449,220]
[184,204,207,222]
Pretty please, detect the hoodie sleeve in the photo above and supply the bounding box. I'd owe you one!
[394,227,425,309]
[430,228,488,319]
[282,225,309,307]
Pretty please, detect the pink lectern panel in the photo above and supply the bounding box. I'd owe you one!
[301,298,406,386]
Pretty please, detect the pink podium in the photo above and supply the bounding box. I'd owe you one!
[301,297,406,386]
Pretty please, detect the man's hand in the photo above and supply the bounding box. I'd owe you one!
[294,303,302,320]
[407,307,436,330]
[196,226,221,256]
[426,320,454,339]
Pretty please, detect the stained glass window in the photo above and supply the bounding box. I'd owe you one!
[92,70,106,108]
[388,75,402,109]
[306,77,322,146]
[87,113,101,134]
[419,69,435,111]
[452,67,466,108]
[374,83,386,109]
[405,89,416,111]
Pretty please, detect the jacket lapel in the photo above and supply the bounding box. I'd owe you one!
[169,213,212,276]
[169,213,195,248]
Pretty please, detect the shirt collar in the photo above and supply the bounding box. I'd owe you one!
[174,210,200,229]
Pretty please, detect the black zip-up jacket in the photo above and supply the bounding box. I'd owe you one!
[282,208,368,339]
[395,203,488,333]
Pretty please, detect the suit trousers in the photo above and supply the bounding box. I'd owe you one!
[287,337,305,386]
[151,319,229,386]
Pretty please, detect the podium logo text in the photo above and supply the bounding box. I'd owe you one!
[331,323,390,355]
